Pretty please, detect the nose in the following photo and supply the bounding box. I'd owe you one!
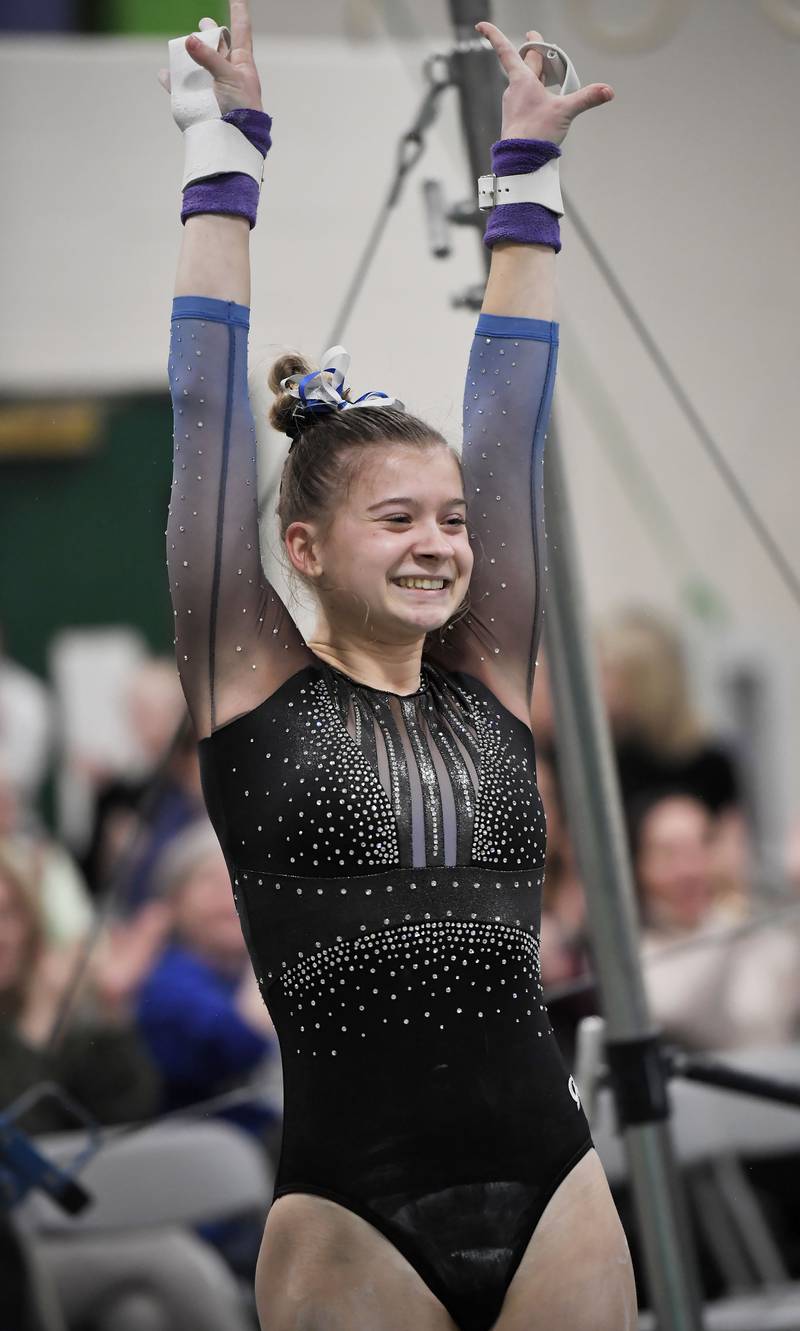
[412,520,456,561]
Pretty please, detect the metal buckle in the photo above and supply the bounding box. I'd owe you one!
[477,173,498,211]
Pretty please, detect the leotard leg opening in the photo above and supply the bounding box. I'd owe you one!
[272,1141,593,1331]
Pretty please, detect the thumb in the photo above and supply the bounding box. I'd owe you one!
[562,82,615,121]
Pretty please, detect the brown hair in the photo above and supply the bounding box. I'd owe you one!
[596,606,707,758]
[268,353,458,541]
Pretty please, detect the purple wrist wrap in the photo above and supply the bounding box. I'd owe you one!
[483,138,562,253]
[181,108,273,229]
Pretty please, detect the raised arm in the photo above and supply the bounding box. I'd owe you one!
[163,7,311,738]
[429,25,612,725]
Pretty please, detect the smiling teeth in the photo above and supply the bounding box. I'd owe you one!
[395,577,446,590]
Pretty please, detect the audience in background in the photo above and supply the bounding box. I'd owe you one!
[535,609,800,1062]
[135,822,280,1142]
[0,852,159,1134]
[82,665,204,912]
[0,767,94,946]
[596,606,741,815]
[630,790,800,1051]
[125,657,188,780]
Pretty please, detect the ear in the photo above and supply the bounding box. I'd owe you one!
[285,520,324,580]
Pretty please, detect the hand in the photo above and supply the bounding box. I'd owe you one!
[476,22,613,145]
[89,901,174,1022]
[157,1,263,115]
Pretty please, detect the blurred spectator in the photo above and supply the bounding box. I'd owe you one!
[0,852,159,1135]
[135,822,279,1142]
[0,626,53,805]
[630,791,800,1051]
[82,661,203,912]
[597,607,741,815]
[0,767,94,946]
[126,657,187,779]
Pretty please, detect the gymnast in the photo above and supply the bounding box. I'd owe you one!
[161,3,636,1326]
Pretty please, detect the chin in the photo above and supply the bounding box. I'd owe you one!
[389,605,457,637]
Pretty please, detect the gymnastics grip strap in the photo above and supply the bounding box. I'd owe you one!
[168,23,266,190]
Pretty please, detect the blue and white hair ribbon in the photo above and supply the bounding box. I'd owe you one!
[280,346,404,421]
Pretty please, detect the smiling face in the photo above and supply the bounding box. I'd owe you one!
[635,795,716,930]
[288,442,474,644]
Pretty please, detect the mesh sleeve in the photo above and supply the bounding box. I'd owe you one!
[167,296,312,738]
[428,314,558,721]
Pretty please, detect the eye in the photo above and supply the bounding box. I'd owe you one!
[379,512,465,527]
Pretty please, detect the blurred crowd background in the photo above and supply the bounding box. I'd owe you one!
[2,1,800,1328]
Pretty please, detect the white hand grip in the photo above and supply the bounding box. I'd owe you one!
[517,40,581,97]
[168,24,231,131]
[167,24,264,191]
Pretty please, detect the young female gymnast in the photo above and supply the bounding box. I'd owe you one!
[162,4,636,1327]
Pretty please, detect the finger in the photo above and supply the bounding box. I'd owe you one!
[157,67,171,93]
[185,31,231,78]
[475,20,526,82]
[198,16,217,29]
[229,0,253,53]
[562,81,615,120]
[522,29,544,79]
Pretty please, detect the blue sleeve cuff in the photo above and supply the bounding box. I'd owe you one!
[476,313,558,344]
[171,295,250,328]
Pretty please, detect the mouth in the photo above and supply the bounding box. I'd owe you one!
[392,576,452,593]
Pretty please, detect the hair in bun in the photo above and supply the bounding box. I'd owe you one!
[268,352,316,440]
[266,351,459,547]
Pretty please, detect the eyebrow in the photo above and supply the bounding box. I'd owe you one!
[367,496,467,511]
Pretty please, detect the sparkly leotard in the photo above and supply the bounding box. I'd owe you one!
[167,296,592,1331]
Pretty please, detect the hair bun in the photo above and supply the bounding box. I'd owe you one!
[268,351,314,438]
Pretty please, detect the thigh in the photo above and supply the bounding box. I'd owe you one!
[495,1150,637,1331]
[256,1193,459,1331]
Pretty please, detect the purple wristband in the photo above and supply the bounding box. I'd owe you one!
[483,137,562,253]
[181,108,273,230]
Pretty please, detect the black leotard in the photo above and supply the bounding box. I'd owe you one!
[167,296,592,1331]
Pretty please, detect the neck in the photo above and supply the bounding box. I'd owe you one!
[308,619,425,695]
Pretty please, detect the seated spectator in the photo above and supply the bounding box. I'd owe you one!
[0,766,94,946]
[83,701,205,915]
[135,823,279,1143]
[126,657,188,780]
[597,606,741,816]
[630,790,800,1051]
[0,852,159,1134]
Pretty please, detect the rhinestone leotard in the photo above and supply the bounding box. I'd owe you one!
[167,297,592,1331]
